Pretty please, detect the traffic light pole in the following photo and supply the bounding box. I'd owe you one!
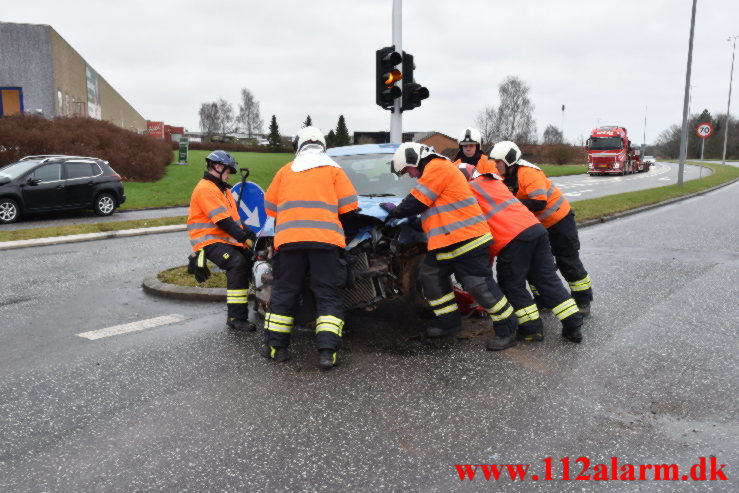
[390,0,402,144]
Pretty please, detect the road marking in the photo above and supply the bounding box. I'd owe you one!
[77,314,187,340]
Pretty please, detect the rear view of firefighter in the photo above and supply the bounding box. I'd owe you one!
[382,143,518,350]
[453,127,496,174]
[187,150,256,331]
[457,164,583,343]
[489,141,593,315]
[262,126,358,369]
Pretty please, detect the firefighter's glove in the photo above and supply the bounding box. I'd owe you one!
[187,249,211,283]
[380,202,398,221]
[240,228,257,249]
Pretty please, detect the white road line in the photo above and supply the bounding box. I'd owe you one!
[77,314,186,340]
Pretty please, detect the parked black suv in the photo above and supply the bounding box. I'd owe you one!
[0,155,126,224]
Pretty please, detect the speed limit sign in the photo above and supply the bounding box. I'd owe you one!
[696,123,714,139]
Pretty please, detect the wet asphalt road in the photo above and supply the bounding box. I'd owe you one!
[0,161,709,232]
[0,181,737,490]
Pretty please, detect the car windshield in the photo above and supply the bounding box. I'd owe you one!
[0,159,43,179]
[333,153,415,197]
[589,137,623,150]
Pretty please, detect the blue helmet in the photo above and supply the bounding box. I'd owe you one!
[205,150,238,173]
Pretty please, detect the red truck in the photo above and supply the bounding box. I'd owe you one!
[586,126,650,176]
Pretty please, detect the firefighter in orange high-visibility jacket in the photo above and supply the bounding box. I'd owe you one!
[452,127,497,174]
[457,163,583,344]
[187,150,257,331]
[262,127,359,369]
[381,143,518,351]
[490,141,593,316]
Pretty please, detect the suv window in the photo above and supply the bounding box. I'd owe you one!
[30,163,62,182]
[66,162,94,179]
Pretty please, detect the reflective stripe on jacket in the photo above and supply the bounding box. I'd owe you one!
[469,174,541,257]
[264,162,358,250]
[411,158,489,251]
[187,179,243,252]
[515,165,571,229]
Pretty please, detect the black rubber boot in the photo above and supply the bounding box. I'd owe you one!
[227,318,256,332]
[318,349,337,370]
[562,325,583,343]
[576,301,591,317]
[517,331,544,342]
[486,333,517,351]
[262,345,289,362]
[426,325,462,338]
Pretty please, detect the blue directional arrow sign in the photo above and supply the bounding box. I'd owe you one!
[230,181,268,234]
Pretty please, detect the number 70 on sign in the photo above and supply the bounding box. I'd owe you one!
[696,123,713,138]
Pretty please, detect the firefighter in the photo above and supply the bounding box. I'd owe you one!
[489,141,593,315]
[262,126,359,369]
[382,143,518,351]
[457,163,583,343]
[453,127,496,174]
[187,150,257,331]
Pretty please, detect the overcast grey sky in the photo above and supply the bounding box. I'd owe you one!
[4,0,739,145]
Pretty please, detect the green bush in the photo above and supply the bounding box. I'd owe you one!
[0,115,172,181]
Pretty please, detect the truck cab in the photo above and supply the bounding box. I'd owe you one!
[586,126,635,176]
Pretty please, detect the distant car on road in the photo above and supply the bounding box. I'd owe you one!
[0,155,126,224]
[643,155,656,166]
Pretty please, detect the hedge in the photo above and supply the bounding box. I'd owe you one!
[0,115,172,182]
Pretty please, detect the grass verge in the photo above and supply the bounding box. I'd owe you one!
[120,150,292,210]
[571,161,739,221]
[540,164,587,176]
[0,216,187,242]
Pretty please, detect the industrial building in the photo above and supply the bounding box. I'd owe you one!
[0,21,146,132]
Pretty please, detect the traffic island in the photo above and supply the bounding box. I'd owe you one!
[142,265,226,302]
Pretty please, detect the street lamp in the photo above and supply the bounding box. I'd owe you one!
[722,35,738,166]
[677,0,697,187]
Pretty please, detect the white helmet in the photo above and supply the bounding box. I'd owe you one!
[489,141,522,167]
[294,126,326,152]
[458,127,482,147]
[391,142,439,175]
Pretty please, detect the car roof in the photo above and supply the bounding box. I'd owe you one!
[20,155,104,163]
[327,143,399,157]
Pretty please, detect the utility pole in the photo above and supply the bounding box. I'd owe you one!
[643,105,647,146]
[561,104,565,143]
[390,0,402,144]
[722,35,738,166]
[677,0,697,187]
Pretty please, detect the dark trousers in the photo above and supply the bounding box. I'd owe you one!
[497,225,583,334]
[267,247,347,351]
[547,212,593,304]
[204,243,252,322]
[420,240,517,337]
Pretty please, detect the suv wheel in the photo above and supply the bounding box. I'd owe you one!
[0,198,20,224]
[94,193,116,216]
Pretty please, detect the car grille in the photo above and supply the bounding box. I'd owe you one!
[343,252,381,309]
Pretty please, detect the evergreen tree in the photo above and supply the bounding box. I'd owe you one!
[302,115,313,128]
[326,129,337,148]
[335,115,351,146]
[267,115,281,152]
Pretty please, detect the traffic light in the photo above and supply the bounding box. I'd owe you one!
[376,46,403,110]
[401,52,429,112]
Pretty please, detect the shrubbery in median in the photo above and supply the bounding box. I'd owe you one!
[0,115,172,181]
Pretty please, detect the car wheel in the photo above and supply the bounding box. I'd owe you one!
[94,192,116,216]
[0,198,20,224]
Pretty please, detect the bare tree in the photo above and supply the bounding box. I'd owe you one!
[237,88,264,140]
[542,124,564,145]
[215,98,235,139]
[496,76,537,144]
[198,102,219,142]
[475,105,498,148]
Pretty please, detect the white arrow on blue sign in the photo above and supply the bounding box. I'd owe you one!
[230,181,268,234]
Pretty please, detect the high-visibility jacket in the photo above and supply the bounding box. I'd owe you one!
[454,154,497,174]
[468,173,541,257]
[411,158,490,251]
[264,162,358,250]
[513,162,571,229]
[187,177,243,252]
